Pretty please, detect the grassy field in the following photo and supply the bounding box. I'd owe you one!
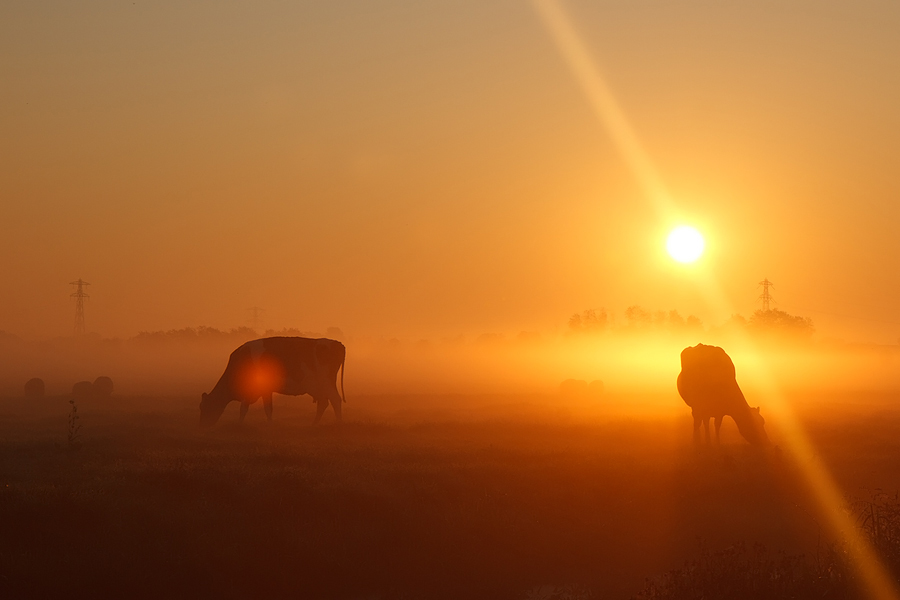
[2,390,899,599]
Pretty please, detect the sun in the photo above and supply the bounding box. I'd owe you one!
[666,226,705,263]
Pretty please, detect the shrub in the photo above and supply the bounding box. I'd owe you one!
[632,542,846,600]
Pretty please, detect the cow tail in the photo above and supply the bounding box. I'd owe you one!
[340,352,346,403]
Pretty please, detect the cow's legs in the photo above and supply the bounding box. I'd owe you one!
[313,396,329,425]
[239,401,250,422]
[714,416,723,442]
[263,393,273,421]
[702,418,711,443]
[692,414,703,443]
[330,393,342,423]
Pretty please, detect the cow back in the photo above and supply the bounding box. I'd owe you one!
[679,344,735,383]
[677,343,741,411]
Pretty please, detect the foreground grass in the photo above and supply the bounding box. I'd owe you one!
[0,392,897,599]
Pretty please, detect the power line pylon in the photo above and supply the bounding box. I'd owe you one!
[757,278,774,312]
[70,279,90,335]
[248,306,265,332]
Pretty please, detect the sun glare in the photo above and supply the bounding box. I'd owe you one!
[538,3,900,597]
[666,226,705,263]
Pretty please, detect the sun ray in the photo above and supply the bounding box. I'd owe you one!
[533,1,900,598]
[533,0,674,220]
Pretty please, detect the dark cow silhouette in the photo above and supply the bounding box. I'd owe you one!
[677,343,768,445]
[201,336,345,426]
[24,378,45,398]
[559,379,588,396]
[93,376,114,398]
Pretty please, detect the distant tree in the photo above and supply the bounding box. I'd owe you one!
[584,308,608,332]
[441,334,465,347]
[476,332,505,345]
[625,306,652,329]
[668,310,685,328]
[132,326,258,344]
[653,310,667,328]
[686,315,703,330]
[264,327,317,337]
[568,308,608,334]
[568,312,583,332]
[567,306,704,335]
[195,326,222,339]
[749,309,814,338]
[725,314,748,329]
[516,330,541,344]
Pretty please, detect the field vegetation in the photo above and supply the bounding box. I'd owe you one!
[3,388,900,599]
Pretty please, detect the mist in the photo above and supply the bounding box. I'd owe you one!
[4,1,900,597]
[3,317,897,401]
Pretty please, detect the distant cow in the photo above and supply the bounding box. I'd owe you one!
[93,376,114,398]
[72,381,93,399]
[200,337,346,426]
[24,378,45,398]
[560,379,588,396]
[676,343,768,445]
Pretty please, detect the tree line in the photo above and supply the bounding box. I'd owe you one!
[568,306,814,339]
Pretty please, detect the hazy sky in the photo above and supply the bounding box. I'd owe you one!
[2,1,898,342]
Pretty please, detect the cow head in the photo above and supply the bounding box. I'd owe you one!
[199,392,228,426]
[742,406,770,446]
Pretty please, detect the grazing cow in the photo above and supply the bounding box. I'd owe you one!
[676,343,768,445]
[24,378,45,398]
[200,336,345,426]
[587,380,605,397]
[93,376,114,398]
[559,379,588,397]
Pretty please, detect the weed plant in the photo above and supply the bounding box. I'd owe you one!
[3,392,900,599]
[633,491,900,600]
[851,489,900,578]
[66,398,81,450]
[632,541,849,600]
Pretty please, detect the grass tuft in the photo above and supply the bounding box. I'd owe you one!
[66,398,81,450]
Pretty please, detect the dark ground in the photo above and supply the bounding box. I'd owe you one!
[1,390,898,599]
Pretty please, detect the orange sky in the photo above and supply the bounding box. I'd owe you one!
[1,1,898,343]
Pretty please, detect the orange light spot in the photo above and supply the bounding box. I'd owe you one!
[236,356,286,400]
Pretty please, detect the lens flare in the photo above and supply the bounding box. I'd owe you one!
[237,355,286,399]
[535,1,900,597]
[666,226,705,263]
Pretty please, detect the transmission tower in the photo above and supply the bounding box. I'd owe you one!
[757,278,774,312]
[248,306,265,332]
[70,279,90,335]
